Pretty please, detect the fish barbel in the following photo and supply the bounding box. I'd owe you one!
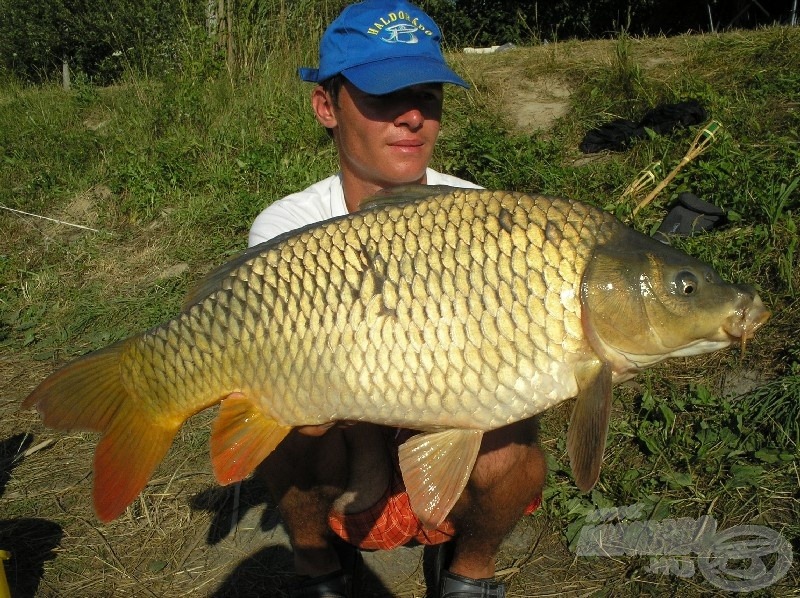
[23,186,770,527]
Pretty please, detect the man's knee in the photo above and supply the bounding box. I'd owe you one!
[256,425,349,495]
[469,417,545,491]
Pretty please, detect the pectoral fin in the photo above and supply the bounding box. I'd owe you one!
[398,428,483,530]
[567,359,613,492]
[211,393,291,485]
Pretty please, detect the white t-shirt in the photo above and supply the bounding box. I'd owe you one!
[248,168,482,247]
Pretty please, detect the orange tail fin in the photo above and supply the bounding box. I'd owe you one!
[22,342,180,522]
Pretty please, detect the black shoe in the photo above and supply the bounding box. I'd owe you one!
[429,542,506,598]
[439,570,506,598]
[289,540,361,598]
[289,569,352,598]
[428,541,455,595]
[655,192,726,242]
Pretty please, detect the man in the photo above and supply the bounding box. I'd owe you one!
[249,2,546,597]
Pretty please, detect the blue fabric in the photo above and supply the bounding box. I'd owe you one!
[299,0,468,94]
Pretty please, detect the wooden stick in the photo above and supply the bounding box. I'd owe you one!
[632,121,722,217]
[1,205,100,232]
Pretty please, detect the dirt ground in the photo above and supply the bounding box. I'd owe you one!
[2,39,796,597]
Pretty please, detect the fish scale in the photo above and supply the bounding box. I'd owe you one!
[23,185,769,525]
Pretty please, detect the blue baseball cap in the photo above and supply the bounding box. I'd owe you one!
[299,0,468,95]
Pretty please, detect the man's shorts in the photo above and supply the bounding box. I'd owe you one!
[328,431,542,551]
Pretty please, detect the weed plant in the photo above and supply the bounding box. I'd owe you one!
[0,21,798,596]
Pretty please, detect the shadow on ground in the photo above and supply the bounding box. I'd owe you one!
[0,433,63,598]
[193,477,400,597]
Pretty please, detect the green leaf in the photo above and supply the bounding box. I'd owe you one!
[659,403,676,430]
[726,464,765,488]
[148,560,168,573]
[660,470,693,489]
[754,448,795,463]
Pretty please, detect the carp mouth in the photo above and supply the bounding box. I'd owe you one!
[723,294,771,353]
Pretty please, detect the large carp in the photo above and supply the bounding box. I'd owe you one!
[24,186,769,528]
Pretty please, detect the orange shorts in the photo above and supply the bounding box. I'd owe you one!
[328,432,542,551]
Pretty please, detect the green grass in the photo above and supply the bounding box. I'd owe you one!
[1,23,798,595]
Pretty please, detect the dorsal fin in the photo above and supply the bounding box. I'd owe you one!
[180,217,335,310]
[181,201,372,310]
[358,184,462,212]
[182,184,462,308]
[181,244,265,309]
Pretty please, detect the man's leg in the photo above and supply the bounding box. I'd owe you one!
[446,417,546,579]
[254,422,391,577]
[255,426,348,576]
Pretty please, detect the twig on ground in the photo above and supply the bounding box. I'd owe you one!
[1,204,101,232]
[14,437,56,463]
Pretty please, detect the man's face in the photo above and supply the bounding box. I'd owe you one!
[315,80,444,205]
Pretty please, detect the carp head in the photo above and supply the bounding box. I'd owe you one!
[580,225,770,377]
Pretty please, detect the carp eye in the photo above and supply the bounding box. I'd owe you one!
[676,271,699,295]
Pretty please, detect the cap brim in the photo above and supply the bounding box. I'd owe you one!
[341,57,468,95]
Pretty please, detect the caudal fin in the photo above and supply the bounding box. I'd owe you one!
[23,342,180,522]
